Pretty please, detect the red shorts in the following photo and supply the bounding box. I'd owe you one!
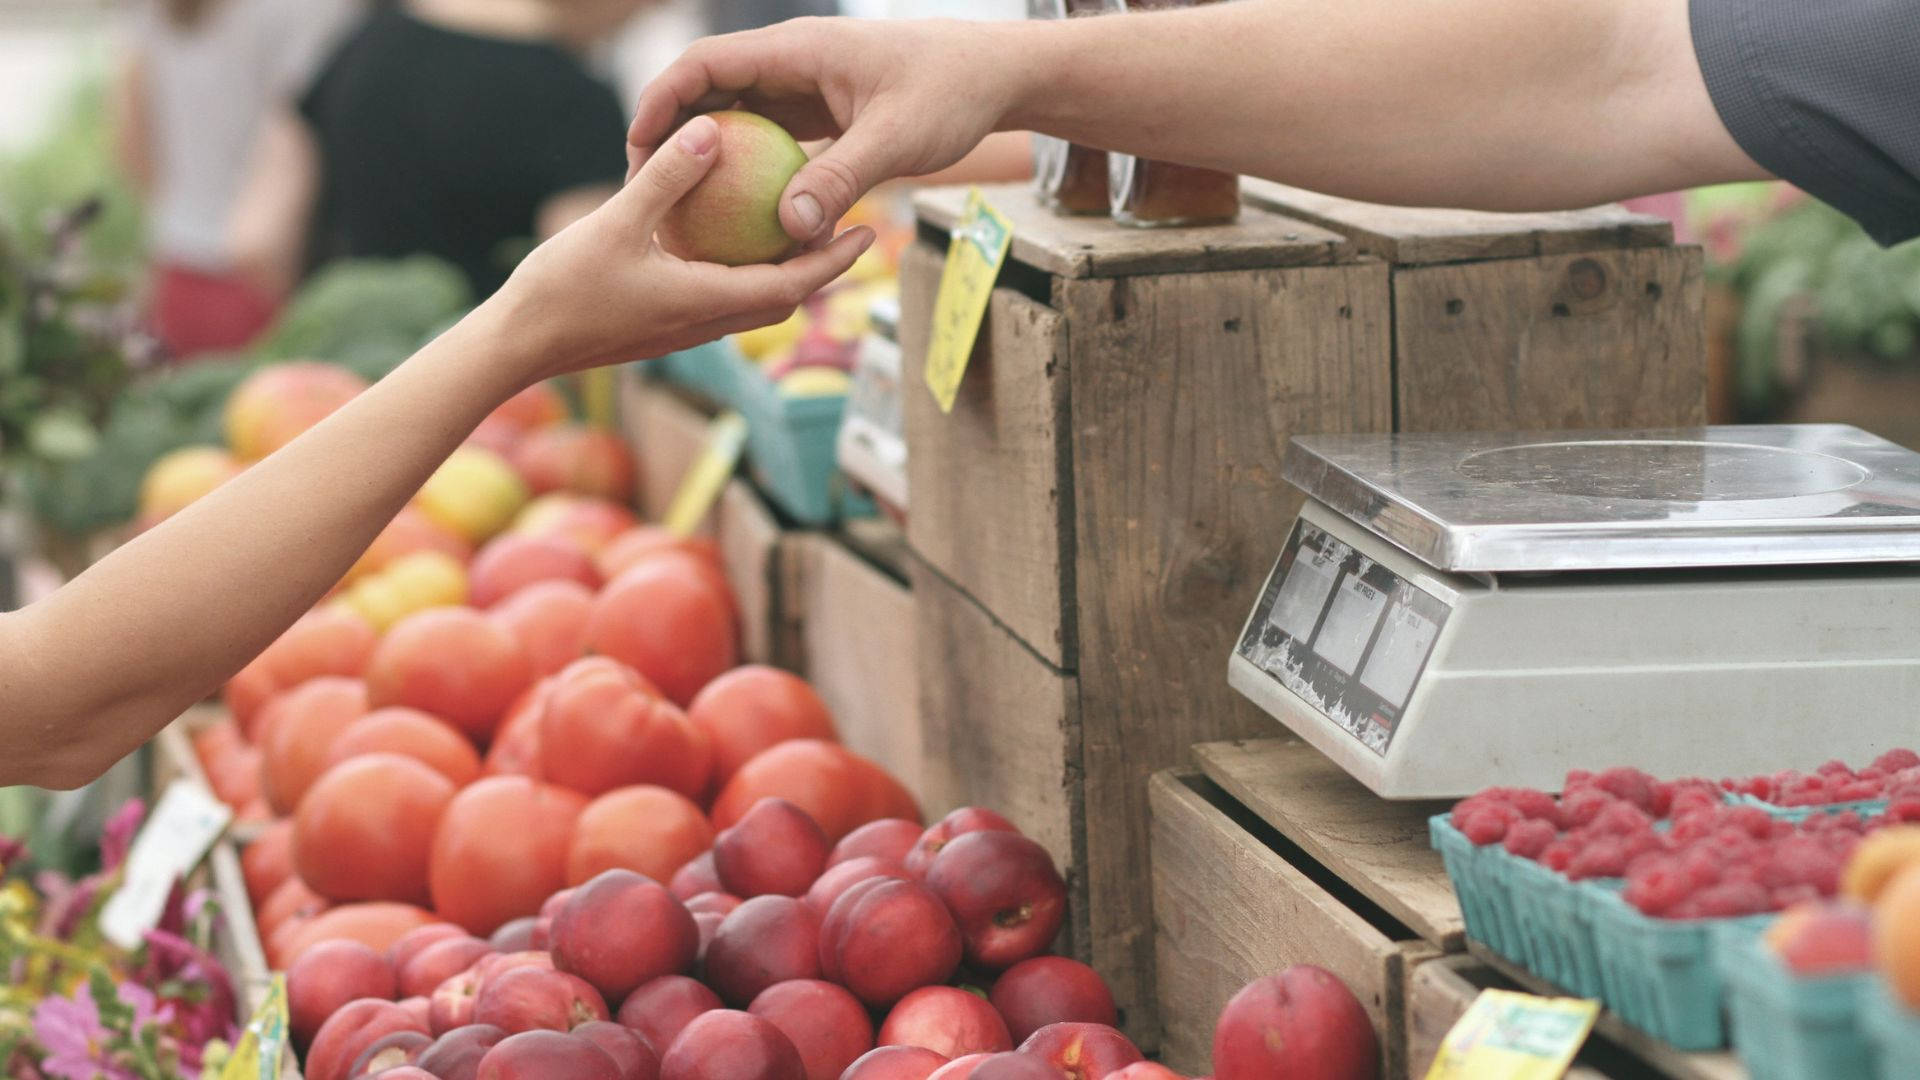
[151,263,279,360]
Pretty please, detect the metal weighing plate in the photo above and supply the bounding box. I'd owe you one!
[1285,424,1920,573]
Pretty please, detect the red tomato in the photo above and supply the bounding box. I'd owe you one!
[258,677,369,815]
[429,776,586,935]
[537,658,711,800]
[326,708,483,787]
[688,666,839,793]
[587,559,737,706]
[567,785,714,886]
[295,753,457,905]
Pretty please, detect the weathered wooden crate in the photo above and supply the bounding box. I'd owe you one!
[900,182,1706,1040]
[1183,738,1749,1080]
[1149,770,1442,1078]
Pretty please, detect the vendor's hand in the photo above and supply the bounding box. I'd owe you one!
[627,17,1017,244]
[496,114,875,383]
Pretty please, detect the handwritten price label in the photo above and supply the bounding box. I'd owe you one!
[923,188,1014,414]
[1424,989,1599,1080]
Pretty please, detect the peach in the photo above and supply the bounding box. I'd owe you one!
[553,870,700,1001]
[572,1021,662,1080]
[490,918,538,953]
[925,1055,993,1080]
[685,892,743,917]
[659,1009,805,1080]
[656,112,809,267]
[348,507,473,586]
[340,551,469,631]
[366,608,535,744]
[748,979,873,1080]
[138,445,242,526]
[224,361,366,461]
[512,424,637,503]
[568,785,714,887]
[417,446,530,544]
[416,1024,508,1080]
[398,996,432,1029]
[1102,1065,1187,1080]
[429,968,486,1035]
[1842,825,1920,903]
[904,809,1017,878]
[539,658,711,799]
[388,924,466,972]
[989,958,1118,1044]
[694,911,724,968]
[473,967,609,1034]
[258,676,368,814]
[803,856,908,916]
[671,852,723,900]
[1764,901,1874,974]
[469,533,599,608]
[705,896,822,1007]
[476,1030,621,1080]
[831,820,925,869]
[1016,1023,1141,1080]
[512,495,638,555]
[877,987,1012,1060]
[371,1068,438,1080]
[1875,863,1920,1009]
[925,832,1066,971]
[588,561,737,707]
[966,1056,1056,1080]
[1211,966,1376,1080]
[618,975,723,1055]
[490,580,596,678]
[306,999,427,1080]
[841,1047,950,1080]
[820,879,962,1008]
[348,1030,433,1077]
[288,940,397,1048]
[325,707,483,787]
[715,798,830,899]
[399,936,495,999]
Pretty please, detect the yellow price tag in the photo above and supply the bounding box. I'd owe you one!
[923,188,1014,414]
[663,411,748,538]
[222,974,289,1080]
[1425,989,1599,1080]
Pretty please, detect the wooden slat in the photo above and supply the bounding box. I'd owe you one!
[913,184,1351,280]
[1242,178,1674,265]
[1149,772,1436,1078]
[908,560,1078,886]
[1062,261,1394,1043]
[713,480,784,665]
[1469,944,1750,1080]
[1191,739,1464,950]
[902,243,1076,667]
[792,535,921,799]
[1393,247,1709,432]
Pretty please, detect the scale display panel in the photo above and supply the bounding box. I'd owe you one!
[1237,518,1451,755]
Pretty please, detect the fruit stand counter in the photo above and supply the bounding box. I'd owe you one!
[1149,738,1750,1080]
[899,182,1707,1039]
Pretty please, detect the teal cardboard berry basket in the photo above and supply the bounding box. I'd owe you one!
[1724,792,1889,824]
[1864,982,1920,1080]
[1585,886,1773,1050]
[1720,925,1874,1080]
[1430,815,1529,966]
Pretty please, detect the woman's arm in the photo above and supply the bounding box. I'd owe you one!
[629,0,1768,241]
[0,115,874,790]
[227,106,321,297]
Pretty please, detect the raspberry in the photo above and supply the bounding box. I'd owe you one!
[1461,804,1521,845]
[1728,807,1777,840]
[1563,769,1595,792]
[1884,799,1920,824]
[1669,787,1724,821]
[1770,884,1822,909]
[1506,788,1564,827]
[1503,818,1558,860]
[1816,759,1855,778]
[1625,859,1692,916]
[1568,838,1630,880]
[1561,788,1616,828]
[1678,848,1725,889]
[1596,767,1661,813]
[1540,839,1578,873]
[1765,836,1843,894]
[1874,749,1920,773]
[1589,801,1657,839]
[1837,779,1883,801]
[1690,879,1774,918]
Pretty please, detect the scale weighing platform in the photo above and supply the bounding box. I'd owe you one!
[1228,424,1920,798]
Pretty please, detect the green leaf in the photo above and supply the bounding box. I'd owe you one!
[26,409,99,461]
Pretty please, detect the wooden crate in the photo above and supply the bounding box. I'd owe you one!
[900,182,1705,1039]
[786,529,922,797]
[1408,957,1644,1080]
[1149,770,1441,1078]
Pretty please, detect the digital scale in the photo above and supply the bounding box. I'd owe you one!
[1228,425,1920,798]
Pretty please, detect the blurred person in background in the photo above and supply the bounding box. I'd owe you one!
[229,0,659,301]
[112,0,359,359]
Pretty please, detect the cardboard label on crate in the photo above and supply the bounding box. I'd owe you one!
[220,974,289,1080]
[1424,989,1599,1080]
[99,780,231,949]
[663,410,748,537]
[924,188,1013,414]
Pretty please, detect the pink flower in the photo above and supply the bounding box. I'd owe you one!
[100,800,145,874]
[31,987,134,1080]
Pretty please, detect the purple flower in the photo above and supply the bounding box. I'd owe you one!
[139,930,238,1050]
[100,801,145,874]
[31,986,134,1080]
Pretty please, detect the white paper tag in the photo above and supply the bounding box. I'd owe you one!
[99,780,231,949]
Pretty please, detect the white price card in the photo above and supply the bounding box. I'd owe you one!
[99,780,231,948]
[1316,572,1388,676]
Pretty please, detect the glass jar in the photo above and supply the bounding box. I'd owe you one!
[1101,0,1240,227]
[1029,0,1111,215]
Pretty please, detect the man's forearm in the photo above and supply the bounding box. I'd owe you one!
[1001,0,1765,210]
[0,299,530,788]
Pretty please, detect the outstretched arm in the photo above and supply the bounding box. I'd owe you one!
[0,116,874,790]
[630,0,1765,242]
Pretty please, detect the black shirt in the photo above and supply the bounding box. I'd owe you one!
[1692,0,1920,246]
[299,9,628,296]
